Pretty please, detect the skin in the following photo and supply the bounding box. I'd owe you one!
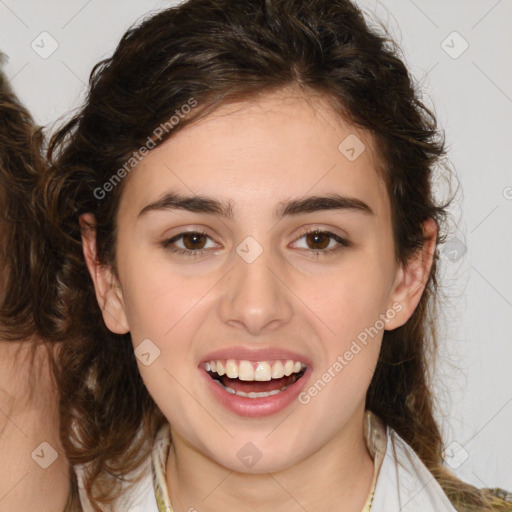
[82,88,436,512]
[0,180,69,510]
[0,341,69,511]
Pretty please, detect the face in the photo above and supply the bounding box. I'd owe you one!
[83,89,434,473]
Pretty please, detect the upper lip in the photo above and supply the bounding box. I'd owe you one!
[200,346,312,366]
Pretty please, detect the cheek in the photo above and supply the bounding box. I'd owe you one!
[298,266,386,413]
[294,253,394,342]
[117,245,214,341]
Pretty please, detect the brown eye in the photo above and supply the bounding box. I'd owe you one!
[161,230,218,257]
[291,229,351,256]
[305,231,331,250]
[182,232,208,250]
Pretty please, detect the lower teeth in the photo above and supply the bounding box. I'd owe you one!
[213,379,289,398]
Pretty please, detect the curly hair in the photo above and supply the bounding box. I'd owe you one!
[0,57,84,512]
[0,53,82,512]
[40,1,510,510]
[0,56,47,342]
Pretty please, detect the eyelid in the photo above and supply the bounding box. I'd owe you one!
[162,225,219,242]
[161,228,220,249]
[160,225,351,258]
[292,224,349,242]
[289,226,351,252]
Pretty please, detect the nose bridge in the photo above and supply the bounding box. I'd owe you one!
[219,235,293,334]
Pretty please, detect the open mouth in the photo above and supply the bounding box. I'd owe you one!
[204,359,307,398]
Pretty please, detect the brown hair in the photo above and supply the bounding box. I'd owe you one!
[0,56,47,342]
[0,54,81,512]
[41,1,510,510]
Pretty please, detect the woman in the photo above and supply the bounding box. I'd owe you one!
[41,1,511,510]
[0,54,70,510]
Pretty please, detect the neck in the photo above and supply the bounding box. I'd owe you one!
[165,407,374,512]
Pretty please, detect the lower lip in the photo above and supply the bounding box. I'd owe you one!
[200,366,311,418]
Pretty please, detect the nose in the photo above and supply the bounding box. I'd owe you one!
[218,242,293,336]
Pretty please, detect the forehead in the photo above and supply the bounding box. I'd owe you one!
[120,89,390,220]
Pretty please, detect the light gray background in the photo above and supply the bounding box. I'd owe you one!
[1,0,510,491]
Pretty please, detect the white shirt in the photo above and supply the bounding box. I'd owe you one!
[370,426,457,511]
[78,412,457,512]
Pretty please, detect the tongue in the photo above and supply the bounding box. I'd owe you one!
[219,374,297,393]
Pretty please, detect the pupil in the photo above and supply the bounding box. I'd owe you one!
[182,232,330,251]
[183,232,206,250]
[307,231,329,250]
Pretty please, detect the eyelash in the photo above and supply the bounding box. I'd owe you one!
[161,228,351,259]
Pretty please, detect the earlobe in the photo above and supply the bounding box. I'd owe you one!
[79,213,130,334]
[385,218,438,330]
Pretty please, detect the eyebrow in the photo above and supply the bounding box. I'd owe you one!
[138,192,375,219]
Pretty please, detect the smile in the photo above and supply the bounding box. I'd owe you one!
[204,359,307,398]
[200,352,311,417]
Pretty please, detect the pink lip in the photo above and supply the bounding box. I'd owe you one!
[200,346,312,365]
[199,365,311,418]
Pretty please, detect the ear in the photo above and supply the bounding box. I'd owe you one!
[385,217,437,330]
[79,213,130,334]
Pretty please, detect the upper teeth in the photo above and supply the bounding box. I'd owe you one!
[204,359,305,381]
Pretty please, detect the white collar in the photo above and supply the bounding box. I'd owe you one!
[370,425,457,512]
[77,413,457,511]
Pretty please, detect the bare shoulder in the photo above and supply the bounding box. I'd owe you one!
[0,339,70,511]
